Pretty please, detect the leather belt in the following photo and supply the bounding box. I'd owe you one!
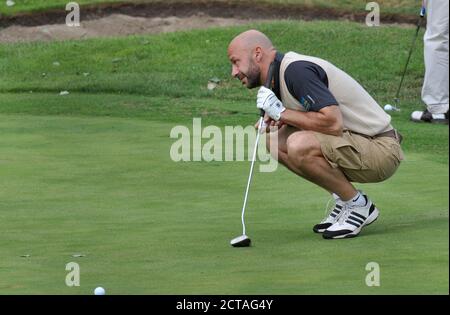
[377,129,403,144]
[346,129,403,144]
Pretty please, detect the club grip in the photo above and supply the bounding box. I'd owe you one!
[420,6,426,17]
[260,62,275,117]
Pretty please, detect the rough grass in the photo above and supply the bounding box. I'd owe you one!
[0,0,423,16]
[1,20,446,160]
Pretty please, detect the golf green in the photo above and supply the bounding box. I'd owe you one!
[0,114,447,294]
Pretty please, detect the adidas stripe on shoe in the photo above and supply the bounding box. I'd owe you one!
[313,197,345,233]
[322,194,379,239]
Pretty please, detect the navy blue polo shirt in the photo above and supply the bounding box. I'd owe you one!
[273,52,338,112]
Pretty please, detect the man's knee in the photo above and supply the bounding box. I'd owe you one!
[286,131,319,161]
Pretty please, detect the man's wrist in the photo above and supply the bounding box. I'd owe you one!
[279,108,288,122]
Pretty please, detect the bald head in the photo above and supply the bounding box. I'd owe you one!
[228,29,274,52]
[227,30,276,89]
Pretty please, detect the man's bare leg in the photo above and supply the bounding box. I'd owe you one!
[285,131,357,201]
[266,125,305,175]
[266,126,337,195]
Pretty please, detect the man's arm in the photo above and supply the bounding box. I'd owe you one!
[280,105,344,136]
[273,61,343,136]
[257,61,344,135]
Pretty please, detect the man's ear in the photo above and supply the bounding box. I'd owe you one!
[254,47,263,63]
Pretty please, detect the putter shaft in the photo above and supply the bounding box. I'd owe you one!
[240,117,264,236]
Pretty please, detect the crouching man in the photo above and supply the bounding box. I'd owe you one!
[227,30,404,239]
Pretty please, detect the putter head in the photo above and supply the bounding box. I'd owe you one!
[230,235,251,247]
[394,98,400,107]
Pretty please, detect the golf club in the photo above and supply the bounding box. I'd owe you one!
[386,5,426,111]
[230,62,275,247]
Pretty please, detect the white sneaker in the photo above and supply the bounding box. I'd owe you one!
[313,196,345,233]
[411,109,449,124]
[322,194,379,239]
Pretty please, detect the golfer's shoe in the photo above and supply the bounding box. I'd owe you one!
[313,197,345,233]
[411,109,449,125]
[322,194,379,239]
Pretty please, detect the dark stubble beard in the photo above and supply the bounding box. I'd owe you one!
[245,58,261,89]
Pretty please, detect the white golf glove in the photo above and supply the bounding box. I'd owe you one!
[256,86,286,121]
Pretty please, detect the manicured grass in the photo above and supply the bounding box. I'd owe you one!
[0,0,423,16]
[0,20,448,294]
[0,114,447,294]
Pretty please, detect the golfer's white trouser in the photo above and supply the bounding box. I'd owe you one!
[422,0,449,114]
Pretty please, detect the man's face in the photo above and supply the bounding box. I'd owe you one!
[228,46,261,89]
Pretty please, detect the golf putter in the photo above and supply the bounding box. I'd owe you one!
[230,62,275,247]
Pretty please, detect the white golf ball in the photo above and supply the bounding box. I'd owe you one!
[384,104,393,111]
[94,287,106,295]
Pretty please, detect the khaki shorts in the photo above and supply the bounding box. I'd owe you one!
[313,131,404,183]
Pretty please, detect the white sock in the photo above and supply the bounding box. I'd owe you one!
[332,193,340,201]
[345,191,366,207]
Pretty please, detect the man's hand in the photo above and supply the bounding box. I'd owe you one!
[254,115,286,133]
[256,87,286,121]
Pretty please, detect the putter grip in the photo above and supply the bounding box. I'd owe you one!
[260,62,275,117]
